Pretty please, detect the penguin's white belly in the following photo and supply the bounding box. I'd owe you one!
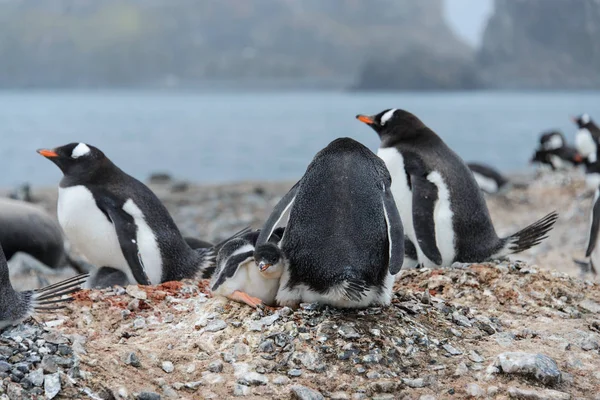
[586,173,600,190]
[426,171,456,268]
[472,172,499,194]
[58,186,163,285]
[377,148,424,267]
[576,129,597,162]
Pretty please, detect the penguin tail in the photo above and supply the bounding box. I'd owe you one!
[196,226,252,279]
[31,273,89,312]
[495,211,558,257]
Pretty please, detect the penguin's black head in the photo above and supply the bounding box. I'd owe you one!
[572,113,592,128]
[37,142,107,176]
[254,243,285,278]
[356,108,426,143]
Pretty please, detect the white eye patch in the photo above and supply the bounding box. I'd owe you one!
[71,143,91,159]
[380,109,397,126]
[543,134,563,150]
[582,113,591,124]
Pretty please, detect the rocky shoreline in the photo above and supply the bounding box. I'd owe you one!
[1,170,599,399]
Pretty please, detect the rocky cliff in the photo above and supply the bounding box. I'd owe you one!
[478,0,600,89]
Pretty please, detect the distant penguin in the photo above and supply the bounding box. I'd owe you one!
[38,143,247,287]
[356,109,558,269]
[0,243,88,330]
[530,130,582,170]
[467,163,509,194]
[210,228,285,308]
[256,138,404,308]
[573,114,600,188]
[0,198,65,267]
[583,187,600,277]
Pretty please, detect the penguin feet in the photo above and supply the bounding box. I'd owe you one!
[228,291,263,309]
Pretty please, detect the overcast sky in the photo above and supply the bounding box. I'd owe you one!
[444,0,494,47]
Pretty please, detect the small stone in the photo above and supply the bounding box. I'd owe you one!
[290,385,325,400]
[258,339,275,353]
[442,344,463,356]
[494,332,515,347]
[205,320,227,332]
[465,383,485,398]
[468,350,484,363]
[137,392,161,400]
[126,285,148,300]
[238,372,268,386]
[288,369,302,377]
[421,290,431,304]
[163,386,178,398]
[208,360,223,373]
[184,381,203,390]
[372,395,394,400]
[452,312,473,327]
[27,368,44,387]
[6,382,23,399]
[581,336,599,351]
[233,384,251,396]
[402,378,426,388]
[260,314,280,326]
[507,387,570,400]
[331,393,350,400]
[338,325,360,339]
[419,396,436,400]
[162,361,174,373]
[133,317,147,330]
[44,372,61,400]
[273,375,290,385]
[0,361,10,372]
[370,329,381,337]
[372,381,396,393]
[366,371,380,379]
[487,386,499,396]
[125,352,142,368]
[579,299,600,313]
[495,352,561,386]
[41,356,59,373]
[454,362,469,377]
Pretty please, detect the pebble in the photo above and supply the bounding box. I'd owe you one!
[507,387,571,400]
[579,299,600,313]
[27,368,44,387]
[288,369,302,377]
[581,336,599,351]
[133,317,147,330]
[184,381,203,390]
[44,372,61,400]
[452,312,473,327]
[260,314,280,326]
[465,383,485,398]
[454,362,469,377]
[442,344,463,356]
[0,361,10,372]
[40,356,59,374]
[137,392,162,400]
[338,325,360,339]
[468,350,485,363]
[238,372,268,386]
[205,320,227,332]
[233,384,251,396]
[372,381,396,393]
[495,352,561,386]
[366,371,380,379]
[125,352,142,368]
[290,385,325,400]
[258,339,275,353]
[272,375,290,385]
[402,378,426,388]
[330,392,350,399]
[162,361,174,373]
[208,360,223,373]
[126,285,148,300]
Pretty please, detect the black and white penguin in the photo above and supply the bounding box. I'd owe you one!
[582,187,600,277]
[573,114,600,188]
[38,143,246,287]
[467,163,509,194]
[0,198,65,268]
[530,130,582,171]
[0,243,88,330]
[356,109,558,269]
[210,228,286,308]
[256,138,404,308]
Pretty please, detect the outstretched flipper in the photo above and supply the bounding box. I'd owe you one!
[411,175,442,266]
[382,186,404,274]
[256,182,299,246]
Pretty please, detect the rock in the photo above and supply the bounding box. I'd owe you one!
[205,320,227,332]
[126,285,148,300]
[44,372,61,400]
[581,336,599,351]
[237,372,268,386]
[452,312,473,327]
[27,368,44,387]
[495,352,561,386]
[208,360,223,373]
[487,386,499,396]
[260,314,279,326]
[288,369,302,377]
[442,344,463,356]
[468,350,485,363]
[162,361,174,373]
[258,339,275,353]
[40,356,59,373]
[507,387,571,400]
[372,381,397,393]
[233,384,251,396]
[465,383,485,398]
[184,381,203,390]
[454,362,469,377]
[6,382,23,400]
[133,318,147,330]
[125,352,142,368]
[331,393,350,400]
[0,361,10,372]
[290,385,325,400]
[402,378,426,388]
[338,325,360,339]
[137,392,161,400]
[580,299,600,313]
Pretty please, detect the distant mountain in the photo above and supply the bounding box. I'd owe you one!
[477,0,600,89]
[0,0,471,89]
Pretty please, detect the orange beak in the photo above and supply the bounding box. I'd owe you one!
[258,262,271,272]
[574,154,583,162]
[356,114,374,124]
[37,149,58,158]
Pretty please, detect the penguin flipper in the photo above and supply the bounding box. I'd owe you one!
[256,182,299,246]
[211,251,254,292]
[382,187,404,274]
[411,175,443,266]
[104,206,151,286]
[586,195,600,257]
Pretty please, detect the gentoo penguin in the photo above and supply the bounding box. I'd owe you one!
[38,143,246,287]
[356,109,558,269]
[210,228,285,307]
[467,162,509,194]
[583,187,600,277]
[530,130,582,170]
[256,138,404,308]
[0,244,88,330]
[573,114,600,188]
[0,198,65,267]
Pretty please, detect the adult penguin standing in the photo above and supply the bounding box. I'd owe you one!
[356,109,558,269]
[255,137,404,308]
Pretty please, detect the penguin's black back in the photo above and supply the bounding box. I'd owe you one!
[282,138,390,293]
[467,163,508,187]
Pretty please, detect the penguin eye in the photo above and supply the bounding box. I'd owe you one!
[71,143,91,159]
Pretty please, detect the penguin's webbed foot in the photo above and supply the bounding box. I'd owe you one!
[228,291,263,309]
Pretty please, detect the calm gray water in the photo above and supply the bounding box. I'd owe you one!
[0,90,598,187]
